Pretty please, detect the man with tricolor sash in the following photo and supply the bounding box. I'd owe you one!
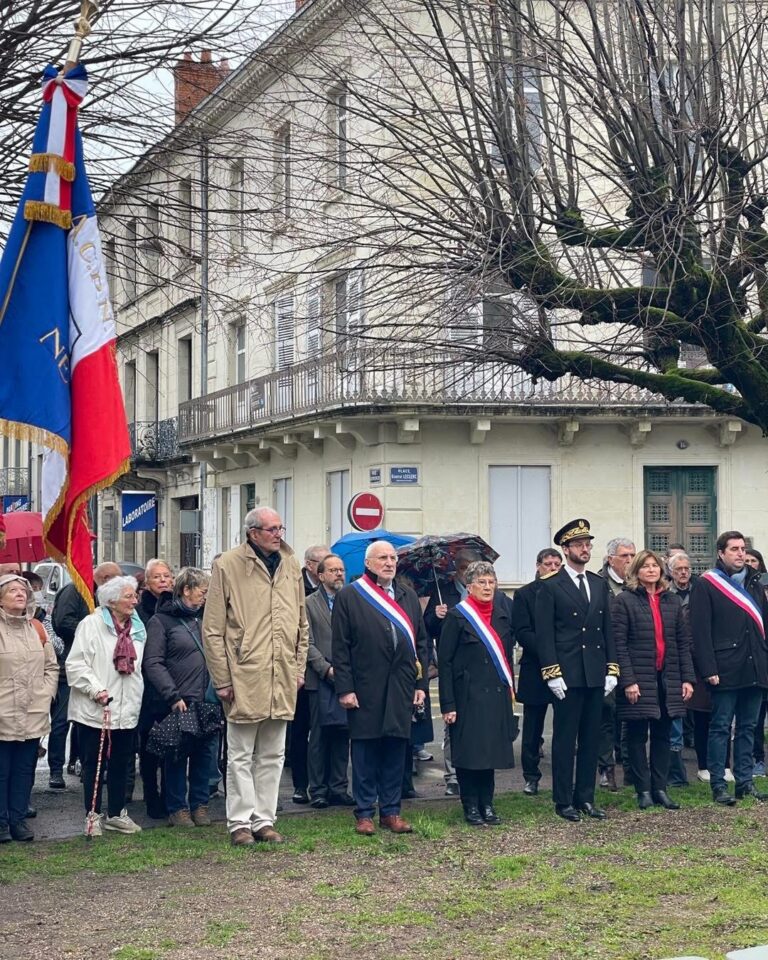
[332,541,430,836]
[690,530,768,806]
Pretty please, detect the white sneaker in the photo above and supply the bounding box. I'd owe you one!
[103,809,142,834]
[725,768,735,783]
[84,813,103,837]
[697,769,711,782]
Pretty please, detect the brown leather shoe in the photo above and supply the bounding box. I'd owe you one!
[168,809,195,828]
[355,817,376,836]
[253,825,285,844]
[190,805,211,826]
[230,827,255,846]
[379,814,413,834]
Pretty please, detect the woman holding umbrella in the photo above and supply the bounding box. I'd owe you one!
[438,561,516,826]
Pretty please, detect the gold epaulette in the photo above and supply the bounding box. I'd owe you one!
[607,662,620,677]
[540,571,559,580]
[541,664,562,681]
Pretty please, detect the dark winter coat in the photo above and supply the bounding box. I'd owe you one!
[51,582,90,652]
[612,587,695,721]
[534,568,617,688]
[137,589,160,626]
[143,593,210,707]
[511,578,552,706]
[331,577,430,740]
[690,561,768,691]
[438,596,516,770]
[423,579,463,643]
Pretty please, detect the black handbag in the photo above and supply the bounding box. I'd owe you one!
[317,679,348,727]
[146,701,224,761]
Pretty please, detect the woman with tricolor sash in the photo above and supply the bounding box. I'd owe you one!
[438,561,516,826]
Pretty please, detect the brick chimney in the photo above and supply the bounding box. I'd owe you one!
[174,50,231,124]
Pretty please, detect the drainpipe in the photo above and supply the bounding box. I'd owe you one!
[198,138,209,567]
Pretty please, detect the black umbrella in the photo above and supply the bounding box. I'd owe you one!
[396,533,499,602]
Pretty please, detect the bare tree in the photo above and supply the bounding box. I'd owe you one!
[0,0,277,221]
[251,0,768,433]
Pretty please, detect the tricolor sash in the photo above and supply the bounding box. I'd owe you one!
[351,574,421,673]
[701,569,766,638]
[456,600,515,693]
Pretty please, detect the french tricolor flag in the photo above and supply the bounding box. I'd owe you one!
[0,64,130,604]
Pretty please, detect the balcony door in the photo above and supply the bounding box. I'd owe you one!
[644,467,717,573]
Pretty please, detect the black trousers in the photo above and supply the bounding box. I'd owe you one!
[551,686,603,808]
[351,736,408,820]
[289,686,310,792]
[0,739,39,828]
[754,698,767,763]
[307,690,350,800]
[77,723,136,818]
[521,704,548,782]
[455,767,495,806]
[598,693,620,770]
[625,677,672,794]
[139,727,165,810]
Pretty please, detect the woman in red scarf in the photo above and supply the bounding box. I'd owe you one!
[438,561,517,826]
[67,575,146,837]
[612,550,695,810]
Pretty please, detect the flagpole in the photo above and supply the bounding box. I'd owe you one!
[63,0,99,72]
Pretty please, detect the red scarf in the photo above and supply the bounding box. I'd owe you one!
[648,591,665,671]
[111,613,137,676]
[466,595,494,626]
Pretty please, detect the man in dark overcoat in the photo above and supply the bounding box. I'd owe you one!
[304,553,352,809]
[535,519,618,822]
[691,530,768,805]
[511,548,562,795]
[332,540,430,835]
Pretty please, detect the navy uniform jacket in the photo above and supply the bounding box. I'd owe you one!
[511,577,553,705]
[534,567,618,688]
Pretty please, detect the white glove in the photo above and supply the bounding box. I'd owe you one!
[547,677,568,700]
[604,675,618,696]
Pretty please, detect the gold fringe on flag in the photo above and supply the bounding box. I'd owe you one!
[24,201,71,230]
[28,153,75,182]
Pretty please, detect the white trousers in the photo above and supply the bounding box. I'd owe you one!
[225,718,287,833]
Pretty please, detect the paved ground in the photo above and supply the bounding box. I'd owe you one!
[25,686,703,841]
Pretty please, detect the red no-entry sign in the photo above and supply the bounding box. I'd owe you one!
[347,492,384,531]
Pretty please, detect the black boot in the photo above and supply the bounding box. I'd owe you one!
[735,783,768,802]
[652,790,680,810]
[480,803,502,825]
[637,791,654,810]
[712,786,737,806]
[10,820,34,842]
[462,801,485,827]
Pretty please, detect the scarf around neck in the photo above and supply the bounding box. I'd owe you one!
[111,611,137,675]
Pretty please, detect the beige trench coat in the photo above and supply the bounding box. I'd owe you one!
[0,608,59,741]
[202,542,309,723]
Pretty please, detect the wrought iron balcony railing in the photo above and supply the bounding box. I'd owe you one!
[177,345,679,445]
[128,417,182,462]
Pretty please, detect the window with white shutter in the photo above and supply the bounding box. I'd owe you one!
[335,272,363,397]
[274,294,295,410]
[306,288,322,405]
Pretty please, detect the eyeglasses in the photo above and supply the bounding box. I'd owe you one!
[254,525,286,535]
[472,578,497,587]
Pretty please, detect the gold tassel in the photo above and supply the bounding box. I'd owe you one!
[24,201,71,230]
[28,153,75,182]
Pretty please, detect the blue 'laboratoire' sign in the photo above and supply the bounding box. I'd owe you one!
[121,491,157,532]
[390,466,419,485]
[2,496,29,512]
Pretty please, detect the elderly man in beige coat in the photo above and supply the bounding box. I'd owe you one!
[203,506,309,846]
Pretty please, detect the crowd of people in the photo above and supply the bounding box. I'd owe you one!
[0,508,766,843]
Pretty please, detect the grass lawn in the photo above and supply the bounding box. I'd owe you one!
[1,782,767,960]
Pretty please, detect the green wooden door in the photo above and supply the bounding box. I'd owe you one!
[644,467,717,573]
